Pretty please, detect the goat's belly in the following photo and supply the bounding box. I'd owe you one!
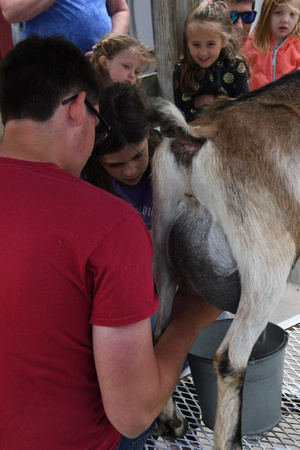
[167,202,241,313]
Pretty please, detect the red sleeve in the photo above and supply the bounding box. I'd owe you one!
[89,213,158,327]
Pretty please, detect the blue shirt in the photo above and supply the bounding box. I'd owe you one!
[23,0,112,54]
[113,175,153,231]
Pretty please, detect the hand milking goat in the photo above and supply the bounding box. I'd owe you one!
[150,71,300,450]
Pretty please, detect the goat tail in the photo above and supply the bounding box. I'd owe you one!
[148,97,203,141]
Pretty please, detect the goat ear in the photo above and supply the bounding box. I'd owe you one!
[160,124,177,138]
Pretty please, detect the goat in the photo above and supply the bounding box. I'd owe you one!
[150,71,300,450]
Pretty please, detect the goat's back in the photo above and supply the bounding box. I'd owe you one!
[190,71,300,253]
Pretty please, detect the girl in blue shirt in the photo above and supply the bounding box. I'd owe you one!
[82,82,161,231]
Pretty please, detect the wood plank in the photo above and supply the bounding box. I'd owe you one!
[151,0,177,101]
[151,0,200,100]
[176,1,199,55]
[140,73,159,97]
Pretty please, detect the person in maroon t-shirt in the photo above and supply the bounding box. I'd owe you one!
[0,35,222,450]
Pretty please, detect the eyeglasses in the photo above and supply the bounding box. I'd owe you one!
[62,94,110,147]
[230,10,257,24]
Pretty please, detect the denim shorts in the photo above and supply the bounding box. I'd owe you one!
[116,423,154,450]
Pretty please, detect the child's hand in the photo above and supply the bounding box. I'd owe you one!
[194,94,215,108]
[85,44,97,59]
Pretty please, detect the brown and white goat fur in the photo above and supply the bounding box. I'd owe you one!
[151,71,300,449]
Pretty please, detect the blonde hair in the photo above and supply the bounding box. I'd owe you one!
[91,33,156,85]
[179,1,246,94]
[252,0,300,53]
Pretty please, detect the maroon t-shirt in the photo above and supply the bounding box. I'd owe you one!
[0,157,158,449]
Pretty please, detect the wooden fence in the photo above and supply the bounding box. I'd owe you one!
[142,0,199,101]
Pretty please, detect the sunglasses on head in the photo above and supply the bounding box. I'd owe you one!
[62,94,110,147]
[230,10,257,24]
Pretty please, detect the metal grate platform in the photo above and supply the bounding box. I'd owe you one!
[145,323,300,449]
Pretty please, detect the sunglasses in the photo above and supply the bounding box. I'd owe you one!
[62,94,110,147]
[230,10,257,24]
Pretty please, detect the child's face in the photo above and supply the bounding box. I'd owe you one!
[99,138,149,186]
[101,48,142,85]
[271,0,299,45]
[187,22,227,69]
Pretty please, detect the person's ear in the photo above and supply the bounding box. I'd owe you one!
[68,91,86,126]
[99,55,108,68]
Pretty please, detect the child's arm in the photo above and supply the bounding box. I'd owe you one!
[193,94,215,108]
[173,65,207,122]
[173,66,196,121]
[230,59,250,96]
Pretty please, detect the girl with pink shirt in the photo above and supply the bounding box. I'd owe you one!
[243,0,300,90]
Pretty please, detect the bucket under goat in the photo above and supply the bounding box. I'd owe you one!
[188,319,289,435]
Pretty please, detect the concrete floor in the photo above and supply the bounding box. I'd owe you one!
[270,282,300,326]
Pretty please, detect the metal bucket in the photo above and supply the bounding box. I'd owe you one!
[188,319,289,435]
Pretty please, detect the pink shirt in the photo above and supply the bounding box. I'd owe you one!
[242,34,300,90]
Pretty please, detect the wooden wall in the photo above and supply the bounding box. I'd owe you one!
[148,0,199,101]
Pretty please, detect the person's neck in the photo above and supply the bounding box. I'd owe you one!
[0,120,55,161]
[272,34,288,48]
[0,118,85,178]
[0,118,76,176]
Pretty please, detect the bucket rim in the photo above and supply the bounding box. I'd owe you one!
[188,321,289,364]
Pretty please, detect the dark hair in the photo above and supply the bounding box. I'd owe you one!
[0,34,103,124]
[82,82,161,194]
[224,0,256,9]
[179,1,247,95]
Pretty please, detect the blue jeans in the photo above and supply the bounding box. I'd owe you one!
[116,423,154,450]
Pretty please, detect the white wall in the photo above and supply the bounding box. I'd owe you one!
[127,0,154,48]
[252,0,263,31]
